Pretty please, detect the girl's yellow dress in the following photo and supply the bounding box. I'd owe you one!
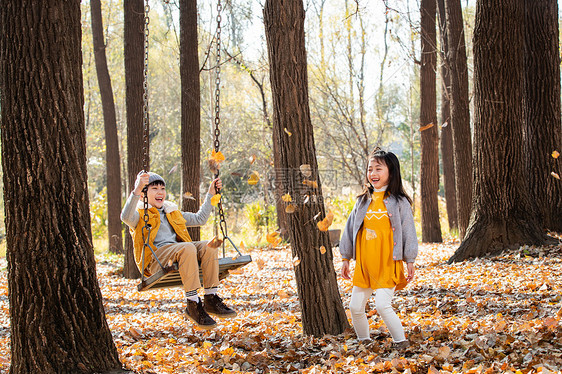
[353,191,408,290]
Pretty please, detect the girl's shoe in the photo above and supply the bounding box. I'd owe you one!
[393,340,410,350]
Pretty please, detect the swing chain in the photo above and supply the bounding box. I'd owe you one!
[142,0,150,172]
[213,0,228,241]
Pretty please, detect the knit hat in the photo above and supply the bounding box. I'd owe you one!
[147,172,165,186]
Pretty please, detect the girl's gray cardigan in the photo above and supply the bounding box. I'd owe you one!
[339,193,418,263]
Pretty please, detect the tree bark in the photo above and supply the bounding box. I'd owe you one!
[420,0,443,243]
[180,0,202,241]
[445,0,473,239]
[263,0,350,337]
[124,0,145,278]
[0,1,122,372]
[523,0,562,232]
[91,0,123,254]
[437,0,458,232]
[449,0,547,263]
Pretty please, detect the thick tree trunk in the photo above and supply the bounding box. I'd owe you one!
[523,0,562,232]
[91,0,123,254]
[445,0,473,239]
[0,1,122,372]
[263,0,349,336]
[123,0,145,279]
[180,0,202,241]
[449,0,546,263]
[437,0,458,232]
[420,0,442,243]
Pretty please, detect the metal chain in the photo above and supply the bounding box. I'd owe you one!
[213,0,228,240]
[142,0,150,173]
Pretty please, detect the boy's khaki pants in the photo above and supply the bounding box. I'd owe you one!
[148,241,219,292]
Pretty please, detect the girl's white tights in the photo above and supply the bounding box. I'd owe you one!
[349,286,406,342]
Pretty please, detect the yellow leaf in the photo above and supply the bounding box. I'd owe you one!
[210,149,225,163]
[317,211,334,232]
[552,150,560,159]
[282,193,292,202]
[248,171,260,185]
[211,194,221,206]
[300,164,312,177]
[551,172,560,180]
[284,128,292,136]
[266,231,280,244]
[183,191,195,200]
[420,123,434,132]
[285,204,296,213]
[249,154,257,164]
[239,241,245,250]
[319,245,326,254]
[302,180,318,188]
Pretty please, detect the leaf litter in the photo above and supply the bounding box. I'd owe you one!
[0,236,561,373]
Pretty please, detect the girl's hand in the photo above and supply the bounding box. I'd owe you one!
[406,262,415,283]
[134,172,150,196]
[341,260,351,280]
[208,178,222,195]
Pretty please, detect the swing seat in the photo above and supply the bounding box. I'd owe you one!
[137,255,252,291]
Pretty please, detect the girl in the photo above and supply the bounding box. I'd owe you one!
[340,148,418,348]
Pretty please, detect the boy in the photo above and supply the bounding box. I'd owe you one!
[121,171,236,329]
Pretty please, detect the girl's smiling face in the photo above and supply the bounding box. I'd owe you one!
[367,158,390,190]
[146,184,166,208]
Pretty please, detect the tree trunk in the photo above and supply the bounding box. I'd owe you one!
[180,0,202,241]
[91,0,123,254]
[0,1,122,372]
[523,0,562,232]
[263,0,350,337]
[449,0,547,263]
[420,0,443,243]
[437,0,458,233]
[124,0,145,279]
[445,0,472,239]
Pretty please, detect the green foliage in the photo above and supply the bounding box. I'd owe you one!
[244,201,276,234]
[90,187,108,240]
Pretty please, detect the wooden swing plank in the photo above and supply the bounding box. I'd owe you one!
[137,255,252,292]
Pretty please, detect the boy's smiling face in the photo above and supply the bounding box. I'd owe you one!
[146,184,166,208]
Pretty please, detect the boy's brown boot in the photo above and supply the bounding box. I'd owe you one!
[207,235,223,249]
[204,294,237,318]
[185,299,217,329]
[393,340,410,350]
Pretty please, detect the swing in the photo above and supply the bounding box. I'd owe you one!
[137,0,252,292]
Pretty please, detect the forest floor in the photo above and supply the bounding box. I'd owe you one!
[0,236,561,373]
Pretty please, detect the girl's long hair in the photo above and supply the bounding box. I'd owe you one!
[358,148,413,205]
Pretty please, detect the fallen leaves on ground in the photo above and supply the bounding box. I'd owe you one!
[0,237,561,373]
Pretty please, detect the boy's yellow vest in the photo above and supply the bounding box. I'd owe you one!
[131,205,192,273]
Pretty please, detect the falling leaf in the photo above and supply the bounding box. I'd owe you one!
[420,123,434,132]
[210,149,225,163]
[366,228,377,240]
[248,171,260,185]
[441,121,448,128]
[169,164,178,174]
[317,211,334,232]
[266,231,281,245]
[553,150,560,159]
[211,194,221,206]
[313,211,322,220]
[551,172,560,180]
[285,204,296,213]
[303,195,310,204]
[293,256,300,266]
[319,246,327,254]
[284,128,292,136]
[239,241,245,250]
[300,164,312,177]
[249,154,257,164]
[282,194,292,202]
[183,191,195,200]
[302,180,318,188]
